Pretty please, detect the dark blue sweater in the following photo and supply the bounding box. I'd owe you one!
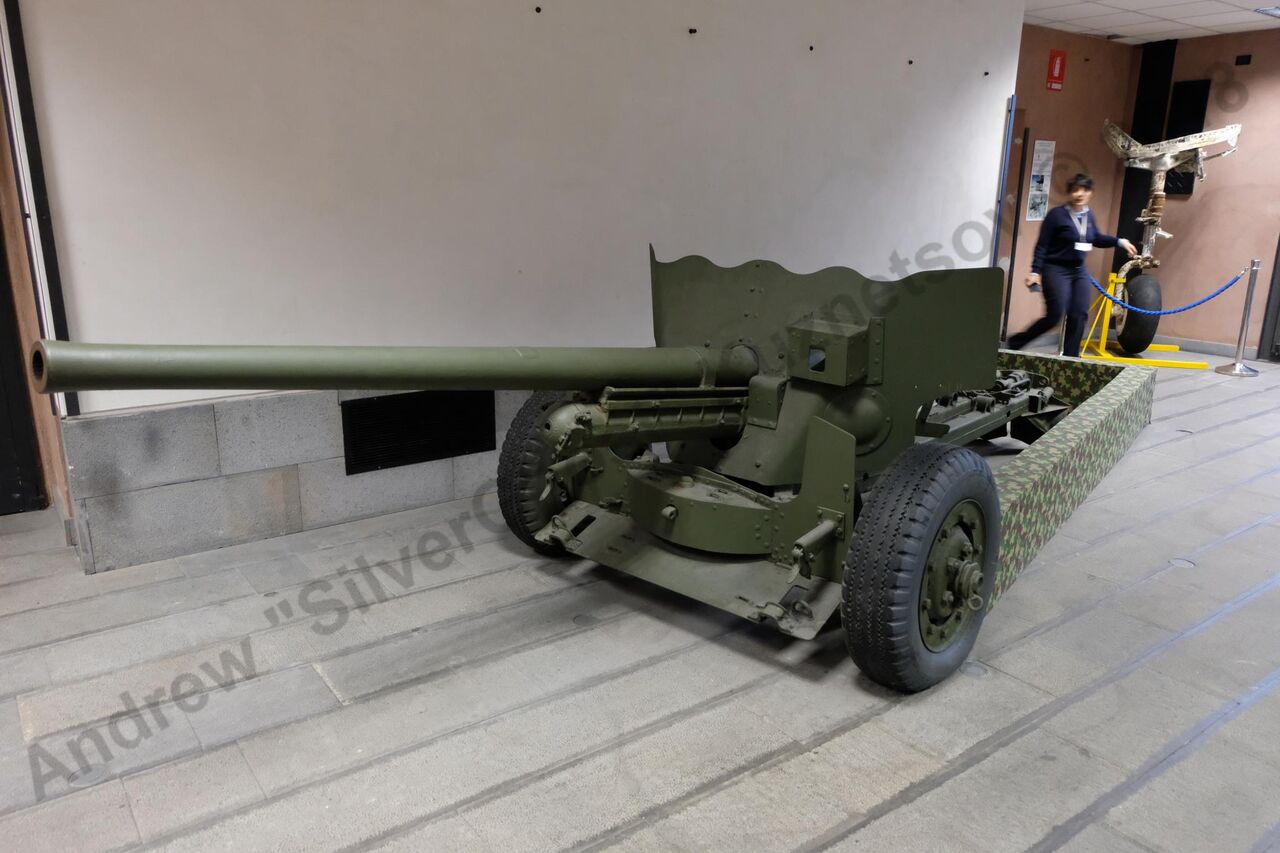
[1031,205,1119,273]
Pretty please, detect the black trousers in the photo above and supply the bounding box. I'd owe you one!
[1007,263,1093,358]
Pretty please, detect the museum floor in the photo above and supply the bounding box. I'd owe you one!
[1,351,1278,852]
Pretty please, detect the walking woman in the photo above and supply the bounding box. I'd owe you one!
[1006,173,1136,357]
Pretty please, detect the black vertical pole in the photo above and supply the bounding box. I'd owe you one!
[1257,234,1280,362]
[1112,39,1178,275]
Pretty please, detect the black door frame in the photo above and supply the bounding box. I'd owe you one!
[0,229,44,514]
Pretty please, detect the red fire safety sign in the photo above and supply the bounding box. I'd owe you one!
[1047,49,1066,91]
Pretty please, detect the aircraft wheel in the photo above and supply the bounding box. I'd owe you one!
[1116,274,1162,355]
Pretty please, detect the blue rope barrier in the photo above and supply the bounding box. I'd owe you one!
[1090,271,1244,316]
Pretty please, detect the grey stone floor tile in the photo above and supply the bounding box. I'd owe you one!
[1151,542,1279,604]
[1084,476,1209,528]
[971,608,1037,658]
[1151,382,1269,422]
[316,580,636,702]
[377,502,510,555]
[1056,502,1141,545]
[1215,691,1280,771]
[0,572,255,655]
[1059,532,1180,587]
[1127,514,1235,563]
[1127,424,1197,454]
[293,532,415,579]
[1104,576,1231,633]
[177,533,322,577]
[0,648,50,700]
[91,559,185,594]
[41,618,199,684]
[434,699,797,851]
[1146,586,1280,699]
[315,491,502,547]
[123,744,264,841]
[1043,667,1223,773]
[1232,521,1280,560]
[1165,487,1280,541]
[1033,531,1092,564]
[833,730,1126,853]
[599,719,929,853]
[0,780,139,852]
[0,525,68,560]
[1143,427,1259,463]
[27,706,201,805]
[0,509,60,537]
[182,664,339,748]
[0,548,80,586]
[1165,395,1280,435]
[0,746,38,813]
[0,574,97,619]
[355,560,589,637]
[234,552,319,593]
[238,609,746,796]
[985,608,1174,696]
[991,567,1122,626]
[1084,450,1188,502]
[1056,823,1159,853]
[1106,738,1280,853]
[877,663,1051,760]
[1244,472,1280,502]
[150,638,792,849]
[372,811,541,852]
[18,632,311,741]
[0,699,22,754]
[735,655,886,742]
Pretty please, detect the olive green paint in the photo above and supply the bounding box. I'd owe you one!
[29,251,1152,690]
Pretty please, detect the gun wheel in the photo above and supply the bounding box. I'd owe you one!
[498,391,575,556]
[842,442,999,693]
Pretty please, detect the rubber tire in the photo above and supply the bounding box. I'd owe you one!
[497,391,574,556]
[1116,273,1161,355]
[842,442,1000,693]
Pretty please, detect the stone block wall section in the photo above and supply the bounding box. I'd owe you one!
[63,390,531,573]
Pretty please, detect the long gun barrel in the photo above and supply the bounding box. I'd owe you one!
[29,341,759,394]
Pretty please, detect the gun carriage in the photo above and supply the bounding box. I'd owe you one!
[31,251,1075,691]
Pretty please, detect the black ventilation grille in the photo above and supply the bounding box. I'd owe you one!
[341,390,496,476]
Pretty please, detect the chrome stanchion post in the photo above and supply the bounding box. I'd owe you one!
[1216,259,1262,377]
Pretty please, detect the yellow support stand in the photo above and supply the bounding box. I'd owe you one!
[1080,273,1208,370]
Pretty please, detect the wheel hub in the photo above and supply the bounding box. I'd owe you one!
[920,500,986,652]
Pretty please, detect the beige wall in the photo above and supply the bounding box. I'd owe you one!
[19,0,1025,412]
[1003,25,1139,338]
[1156,29,1280,349]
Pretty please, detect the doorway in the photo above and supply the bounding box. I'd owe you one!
[0,236,45,515]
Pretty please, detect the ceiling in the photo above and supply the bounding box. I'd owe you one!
[1025,0,1280,43]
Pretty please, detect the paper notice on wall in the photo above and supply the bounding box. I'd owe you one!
[1026,139,1055,221]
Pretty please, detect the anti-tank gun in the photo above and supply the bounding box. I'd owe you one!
[29,251,1069,692]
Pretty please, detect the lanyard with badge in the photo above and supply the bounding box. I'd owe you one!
[1073,210,1092,252]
